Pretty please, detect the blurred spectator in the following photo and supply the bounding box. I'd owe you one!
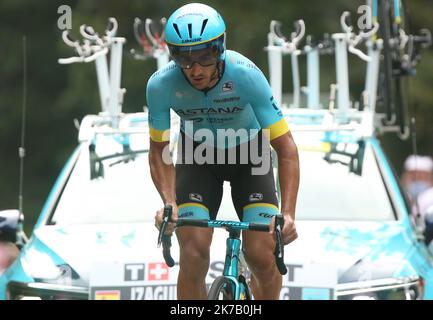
[401,155,433,203]
[415,187,433,245]
[0,241,19,275]
[401,155,433,246]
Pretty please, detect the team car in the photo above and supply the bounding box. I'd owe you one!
[1,106,433,300]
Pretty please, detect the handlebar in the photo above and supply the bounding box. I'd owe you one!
[157,204,288,275]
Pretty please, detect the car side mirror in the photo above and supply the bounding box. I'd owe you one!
[0,210,20,243]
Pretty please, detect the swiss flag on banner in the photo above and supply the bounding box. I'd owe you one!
[148,262,169,281]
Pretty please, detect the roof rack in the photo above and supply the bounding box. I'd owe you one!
[266,4,430,140]
[58,17,171,131]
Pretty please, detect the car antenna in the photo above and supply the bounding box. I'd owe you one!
[17,36,29,248]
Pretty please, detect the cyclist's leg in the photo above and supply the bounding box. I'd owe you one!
[231,161,282,300]
[175,161,223,299]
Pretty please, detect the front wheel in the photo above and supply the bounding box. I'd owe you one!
[207,276,235,300]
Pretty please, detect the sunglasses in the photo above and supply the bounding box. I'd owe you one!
[170,46,219,69]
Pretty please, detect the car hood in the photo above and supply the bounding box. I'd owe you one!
[24,220,416,288]
[27,223,163,285]
[285,220,417,282]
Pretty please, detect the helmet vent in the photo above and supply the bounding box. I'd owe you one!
[188,23,192,38]
[200,19,208,36]
[173,23,182,39]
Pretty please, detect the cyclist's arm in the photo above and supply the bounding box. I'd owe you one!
[146,74,176,206]
[270,132,299,222]
[149,140,176,205]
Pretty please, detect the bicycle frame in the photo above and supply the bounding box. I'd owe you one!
[218,228,250,300]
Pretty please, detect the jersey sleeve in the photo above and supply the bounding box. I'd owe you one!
[242,64,289,141]
[146,73,171,142]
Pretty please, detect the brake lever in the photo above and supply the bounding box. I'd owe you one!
[274,214,288,275]
[157,204,173,247]
[162,234,175,267]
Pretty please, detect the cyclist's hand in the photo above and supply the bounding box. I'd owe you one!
[281,215,297,245]
[270,214,298,245]
[155,203,178,235]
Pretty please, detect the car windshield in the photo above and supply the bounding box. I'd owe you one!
[293,135,395,221]
[50,132,395,226]
[50,133,158,225]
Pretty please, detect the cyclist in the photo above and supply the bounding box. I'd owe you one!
[147,3,300,300]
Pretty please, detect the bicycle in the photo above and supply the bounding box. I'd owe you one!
[372,0,431,136]
[157,204,287,300]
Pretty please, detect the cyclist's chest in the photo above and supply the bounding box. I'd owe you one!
[171,79,254,126]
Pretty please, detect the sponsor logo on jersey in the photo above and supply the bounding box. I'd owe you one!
[270,96,283,117]
[179,211,194,218]
[213,96,240,103]
[222,81,234,92]
[249,193,263,201]
[189,193,203,202]
[259,212,275,219]
[176,106,244,116]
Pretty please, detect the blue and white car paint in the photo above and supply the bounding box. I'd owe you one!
[1,110,432,300]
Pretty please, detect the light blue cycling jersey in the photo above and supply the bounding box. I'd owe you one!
[146,50,289,148]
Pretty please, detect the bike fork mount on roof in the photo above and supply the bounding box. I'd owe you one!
[266,2,430,140]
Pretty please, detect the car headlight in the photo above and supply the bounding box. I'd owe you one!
[336,277,423,300]
[7,281,88,300]
[20,249,82,287]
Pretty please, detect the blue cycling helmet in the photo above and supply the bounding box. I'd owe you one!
[165,3,226,66]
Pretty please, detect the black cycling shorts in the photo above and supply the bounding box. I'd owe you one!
[175,131,279,223]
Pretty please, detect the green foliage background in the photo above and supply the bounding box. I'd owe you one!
[0,0,432,233]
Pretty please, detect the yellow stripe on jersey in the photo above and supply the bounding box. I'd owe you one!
[178,203,209,212]
[263,118,290,141]
[243,203,279,211]
[150,127,170,142]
